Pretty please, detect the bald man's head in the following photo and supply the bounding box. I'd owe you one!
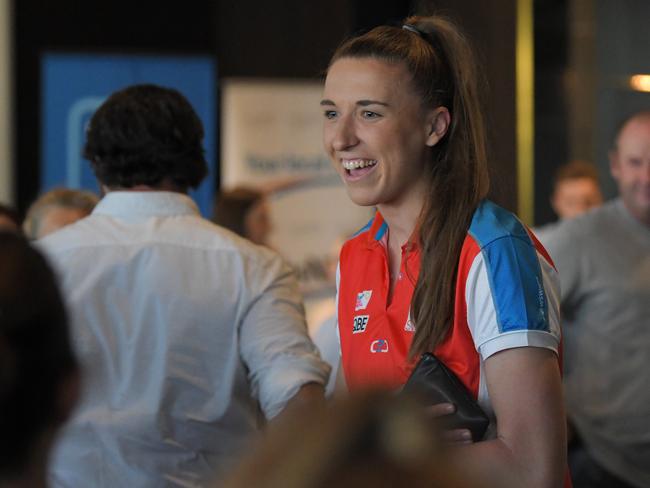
[609,111,650,226]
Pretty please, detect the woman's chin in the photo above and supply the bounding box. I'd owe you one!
[344,188,380,208]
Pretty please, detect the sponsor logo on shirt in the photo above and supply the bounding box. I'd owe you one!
[353,315,369,334]
[535,276,547,317]
[370,339,389,353]
[355,290,373,311]
[404,314,415,332]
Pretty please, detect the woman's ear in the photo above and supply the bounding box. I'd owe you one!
[425,107,450,147]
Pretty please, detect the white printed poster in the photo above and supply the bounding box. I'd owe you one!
[221,79,373,332]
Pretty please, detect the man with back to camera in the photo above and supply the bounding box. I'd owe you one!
[39,84,330,487]
[545,110,650,488]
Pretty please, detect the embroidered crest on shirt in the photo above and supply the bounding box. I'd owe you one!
[352,315,369,334]
[370,339,389,353]
[355,290,373,311]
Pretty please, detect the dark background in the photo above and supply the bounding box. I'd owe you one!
[14,0,562,222]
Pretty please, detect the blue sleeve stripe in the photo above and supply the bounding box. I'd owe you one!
[469,201,550,333]
[479,236,549,332]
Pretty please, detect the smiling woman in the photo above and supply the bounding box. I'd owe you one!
[324,15,570,488]
[322,58,445,213]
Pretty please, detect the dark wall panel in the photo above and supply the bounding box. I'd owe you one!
[420,0,518,212]
[13,0,216,212]
[13,0,518,214]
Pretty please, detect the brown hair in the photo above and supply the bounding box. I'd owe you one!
[212,186,265,238]
[553,160,599,188]
[330,16,490,358]
[84,84,208,190]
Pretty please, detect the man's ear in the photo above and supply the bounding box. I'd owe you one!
[426,107,450,147]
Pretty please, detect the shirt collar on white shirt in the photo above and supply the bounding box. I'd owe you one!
[92,191,200,219]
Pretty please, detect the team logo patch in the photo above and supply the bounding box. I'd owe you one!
[370,339,389,353]
[355,290,373,311]
[353,315,369,334]
[404,315,415,332]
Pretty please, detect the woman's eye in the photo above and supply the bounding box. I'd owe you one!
[324,110,338,119]
[362,110,380,119]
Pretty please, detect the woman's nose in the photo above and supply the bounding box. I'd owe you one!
[331,116,359,151]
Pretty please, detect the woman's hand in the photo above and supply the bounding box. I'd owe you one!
[427,402,473,445]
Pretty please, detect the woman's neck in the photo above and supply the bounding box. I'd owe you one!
[377,183,426,248]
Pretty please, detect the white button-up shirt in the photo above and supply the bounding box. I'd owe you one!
[39,191,330,487]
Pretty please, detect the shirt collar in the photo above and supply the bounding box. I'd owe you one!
[366,211,420,251]
[367,211,388,247]
[92,191,200,219]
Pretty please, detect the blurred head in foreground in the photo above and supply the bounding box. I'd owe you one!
[0,232,79,487]
[23,188,99,240]
[224,390,484,488]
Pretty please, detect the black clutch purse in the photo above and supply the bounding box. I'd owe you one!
[402,353,489,442]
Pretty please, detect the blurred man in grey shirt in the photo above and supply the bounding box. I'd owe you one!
[546,111,650,488]
[40,84,330,487]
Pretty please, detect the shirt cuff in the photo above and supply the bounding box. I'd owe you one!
[478,330,559,361]
[258,353,331,419]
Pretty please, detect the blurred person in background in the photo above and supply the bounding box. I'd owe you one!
[0,203,21,233]
[39,84,329,487]
[213,186,272,246]
[322,15,568,488]
[0,232,79,488]
[23,188,99,240]
[534,160,603,247]
[545,110,650,488]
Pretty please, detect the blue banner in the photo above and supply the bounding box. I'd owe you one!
[41,53,217,216]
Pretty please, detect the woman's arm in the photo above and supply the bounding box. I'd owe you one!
[450,347,567,488]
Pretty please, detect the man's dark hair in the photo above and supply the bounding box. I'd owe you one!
[84,84,208,189]
[0,232,78,478]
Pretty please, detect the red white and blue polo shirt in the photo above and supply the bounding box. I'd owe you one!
[337,199,562,425]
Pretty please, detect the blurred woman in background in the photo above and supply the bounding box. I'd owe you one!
[213,186,272,246]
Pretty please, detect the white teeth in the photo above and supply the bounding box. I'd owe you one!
[342,159,378,170]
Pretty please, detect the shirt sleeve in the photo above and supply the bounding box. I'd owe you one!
[465,236,562,360]
[238,251,331,419]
